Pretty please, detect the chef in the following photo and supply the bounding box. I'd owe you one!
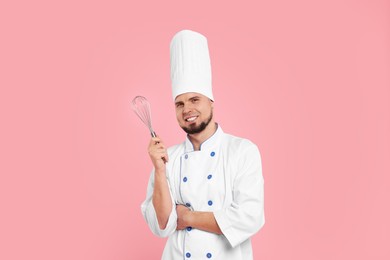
[141,29,265,259]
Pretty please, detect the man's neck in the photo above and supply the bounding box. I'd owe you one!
[188,122,218,151]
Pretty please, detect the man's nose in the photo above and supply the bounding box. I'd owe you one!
[183,103,193,114]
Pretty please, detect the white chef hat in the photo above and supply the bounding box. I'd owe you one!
[170,29,214,101]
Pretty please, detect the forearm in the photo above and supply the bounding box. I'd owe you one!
[152,169,173,229]
[187,211,222,235]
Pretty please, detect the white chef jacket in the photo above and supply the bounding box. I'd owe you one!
[141,126,265,259]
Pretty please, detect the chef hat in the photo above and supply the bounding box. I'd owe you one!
[170,29,214,101]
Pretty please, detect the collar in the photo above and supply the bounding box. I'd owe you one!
[184,124,224,152]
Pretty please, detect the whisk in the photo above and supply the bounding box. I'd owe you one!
[131,96,157,137]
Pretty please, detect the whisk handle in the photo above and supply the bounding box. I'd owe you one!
[150,131,166,163]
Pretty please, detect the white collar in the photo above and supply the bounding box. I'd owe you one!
[184,124,224,152]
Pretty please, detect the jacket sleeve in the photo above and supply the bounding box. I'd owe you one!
[213,142,265,248]
[140,169,177,237]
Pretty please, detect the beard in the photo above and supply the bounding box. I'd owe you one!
[181,110,213,135]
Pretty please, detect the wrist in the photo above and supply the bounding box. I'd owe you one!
[185,210,194,227]
[154,168,166,175]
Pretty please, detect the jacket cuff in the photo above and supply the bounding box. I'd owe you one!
[213,209,240,248]
[144,201,177,237]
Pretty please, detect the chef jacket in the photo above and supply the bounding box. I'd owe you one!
[141,125,265,259]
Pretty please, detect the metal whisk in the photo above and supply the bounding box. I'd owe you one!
[131,96,157,137]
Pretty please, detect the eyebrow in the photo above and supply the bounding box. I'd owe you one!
[175,96,200,106]
[188,96,200,101]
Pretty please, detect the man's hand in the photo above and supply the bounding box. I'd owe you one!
[176,205,223,234]
[148,136,169,171]
[148,136,171,229]
[176,204,191,230]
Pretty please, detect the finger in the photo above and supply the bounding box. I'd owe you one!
[148,143,165,154]
[154,149,166,154]
[155,143,165,149]
[156,135,167,145]
[149,137,162,145]
[152,151,166,160]
[150,137,160,143]
[151,150,167,162]
[153,146,167,154]
[162,152,169,163]
[155,135,165,142]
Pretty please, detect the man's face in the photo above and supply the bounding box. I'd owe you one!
[174,92,214,135]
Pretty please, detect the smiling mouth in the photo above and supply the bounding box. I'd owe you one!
[185,116,198,122]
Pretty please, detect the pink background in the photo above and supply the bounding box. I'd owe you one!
[1,0,389,259]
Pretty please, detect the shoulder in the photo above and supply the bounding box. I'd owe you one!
[222,133,263,177]
[222,132,260,153]
[222,133,262,166]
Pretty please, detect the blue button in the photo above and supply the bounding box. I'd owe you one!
[186,227,192,231]
[186,203,191,207]
[208,200,213,206]
[183,177,188,182]
[210,151,215,157]
[207,253,212,258]
[185,154,188,159]
[207,174,212,179]
[186,252,191,258]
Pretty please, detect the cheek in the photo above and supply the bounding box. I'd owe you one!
[201,107,211,116]
[175,111,182,122]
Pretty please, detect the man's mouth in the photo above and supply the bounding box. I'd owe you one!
[185,116,198,122]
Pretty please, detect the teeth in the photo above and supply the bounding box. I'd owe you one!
[186,116,197,122]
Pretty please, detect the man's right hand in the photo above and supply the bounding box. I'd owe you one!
[148,136,169,171]
[148,137,171,230]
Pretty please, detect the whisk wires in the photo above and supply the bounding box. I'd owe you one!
[131,96,156,137]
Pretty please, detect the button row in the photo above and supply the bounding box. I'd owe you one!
[183,151,216,160]
[182,174,213,182]
[185,252,213,258]
[184,200,213,207]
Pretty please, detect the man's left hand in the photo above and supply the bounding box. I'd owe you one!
[176,204,191,230]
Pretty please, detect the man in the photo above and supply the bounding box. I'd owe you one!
[141,29,265,259]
